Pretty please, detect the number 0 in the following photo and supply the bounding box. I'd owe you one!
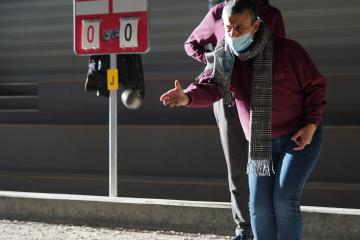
[125,24,132,41]
[119,18,139,48]
[87,25,95,43]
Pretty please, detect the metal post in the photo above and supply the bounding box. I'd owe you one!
[109,54,118,197]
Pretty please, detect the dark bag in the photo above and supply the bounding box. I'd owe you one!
[85,54,145,100]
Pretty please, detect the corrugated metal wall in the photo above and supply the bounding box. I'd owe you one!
[0,0,210,124]
[0,0,359,124]
[0,0,359,207]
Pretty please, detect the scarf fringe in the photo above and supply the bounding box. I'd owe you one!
[247,159,272,176]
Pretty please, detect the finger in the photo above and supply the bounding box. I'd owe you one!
[292,134,304,147]
[163,99,173,106]
[168,99,177,107]
[170,96,179,106]
[294,141,308,150]
[175,80,182,90]
[293,139,304,150]
[294,145,305,151]
[160,89,177,101]
[293,138,307,150]
[291,130,302,142]
[160,93,169,101]
[293,137,302,146]
[162,100,168,106]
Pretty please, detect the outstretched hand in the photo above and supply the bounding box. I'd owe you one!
[160,80,190,107]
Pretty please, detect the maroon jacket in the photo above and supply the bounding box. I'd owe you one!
[183,1,326,140]
[184,0,286,64]
[184,35,327,141]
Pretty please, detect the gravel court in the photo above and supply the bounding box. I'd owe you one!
[0,220,233,240]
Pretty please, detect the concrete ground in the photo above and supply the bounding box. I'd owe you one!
[0,220,233,240]
[1,191,359,240]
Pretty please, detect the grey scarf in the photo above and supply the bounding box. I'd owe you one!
[204,24,273,176]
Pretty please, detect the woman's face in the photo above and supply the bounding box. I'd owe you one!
[223,11,260,38]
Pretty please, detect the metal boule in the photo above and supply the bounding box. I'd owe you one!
[121,89,142,109]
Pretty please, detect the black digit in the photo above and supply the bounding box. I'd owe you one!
[125,24,132,41]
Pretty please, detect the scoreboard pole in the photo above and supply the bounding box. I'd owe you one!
[74,0,150,197]
[109,54,118,197]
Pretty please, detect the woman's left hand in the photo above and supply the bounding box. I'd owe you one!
[291,124,317,151]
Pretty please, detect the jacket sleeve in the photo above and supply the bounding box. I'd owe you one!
[183,69,221,108]
[184,6,218,64]
[290,42,327,125]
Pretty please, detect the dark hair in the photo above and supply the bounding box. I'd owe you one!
[223,0,258,23]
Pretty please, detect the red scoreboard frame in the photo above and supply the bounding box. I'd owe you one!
[73,0,150,55]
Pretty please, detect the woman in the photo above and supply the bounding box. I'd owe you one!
[160,0,326,239]
[184,0,285,239]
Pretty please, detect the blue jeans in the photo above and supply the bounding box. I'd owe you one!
[248,124,323,240]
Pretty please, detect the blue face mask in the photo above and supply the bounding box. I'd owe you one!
[225,32,254,53]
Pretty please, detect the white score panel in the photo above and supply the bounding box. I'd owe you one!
[82,19,101,50]
[119,17,139,48]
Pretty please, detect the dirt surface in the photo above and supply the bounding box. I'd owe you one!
[0,220,233,240]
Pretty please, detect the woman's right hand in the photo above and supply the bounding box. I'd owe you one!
[160,80,190,107]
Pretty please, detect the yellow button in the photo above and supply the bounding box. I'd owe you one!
[107,68,119,91]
